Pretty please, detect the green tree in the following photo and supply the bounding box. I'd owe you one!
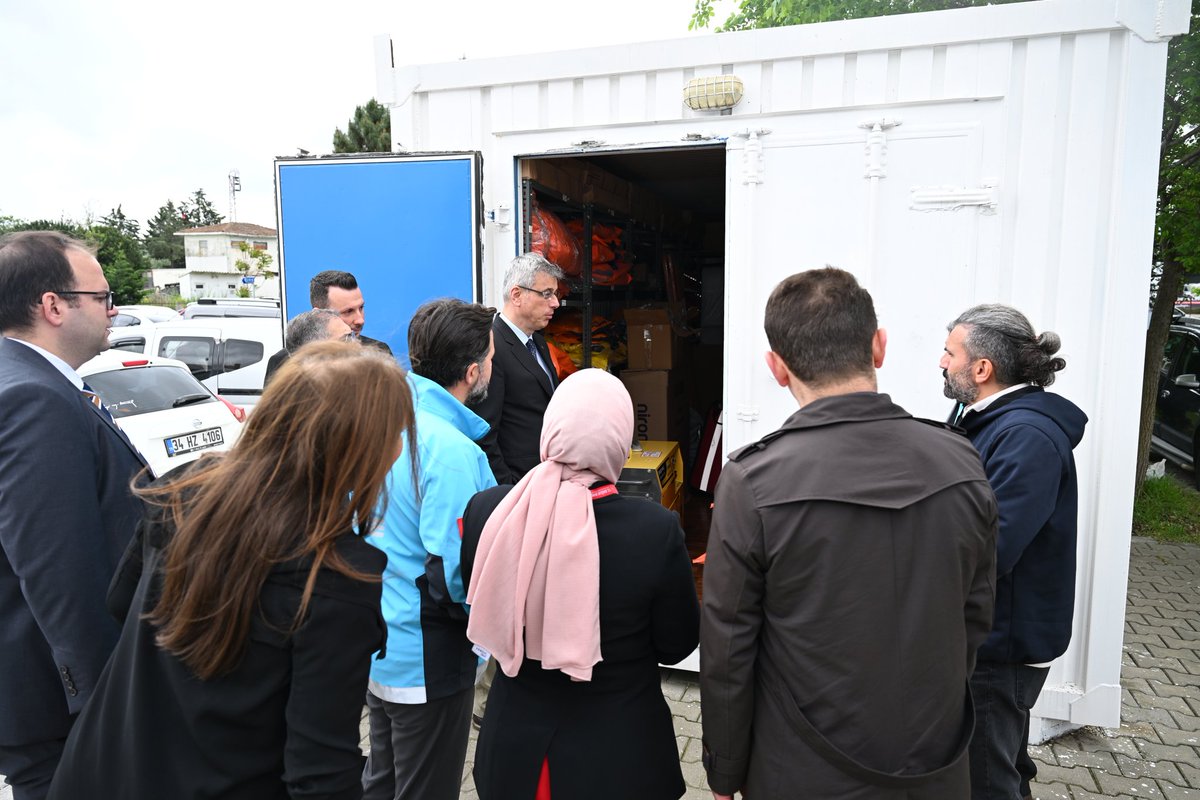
[691,0,1199,493]
[232,241,276,297]
[0,209,147,304]
[143,190,224,270]
[87,224,148,305]
[690,0,1030,30]
[332,99,392,153]
[100,205,140,239]
[144,201,187,269]
[181,189,224,227]
[1140,13,1200,493]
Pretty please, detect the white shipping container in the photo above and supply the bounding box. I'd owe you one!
[363,0,1188,740]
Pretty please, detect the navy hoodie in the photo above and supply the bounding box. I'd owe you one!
[959,386,1087,665]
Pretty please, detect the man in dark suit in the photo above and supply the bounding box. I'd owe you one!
[0,231,147,799]
[310,269,393,355]
[470,253,564,485]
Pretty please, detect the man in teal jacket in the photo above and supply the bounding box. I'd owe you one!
[363,299,497,800]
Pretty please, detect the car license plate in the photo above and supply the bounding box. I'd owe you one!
[164,427,224,457]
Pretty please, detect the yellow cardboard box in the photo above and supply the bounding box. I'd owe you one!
[617,440,683,517]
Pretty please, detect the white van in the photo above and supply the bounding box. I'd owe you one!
[109,318,282,412]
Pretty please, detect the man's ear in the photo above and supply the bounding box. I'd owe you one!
[764,350,792,388]
[39,292,67,328]
[872,328,887,369]
[464,360,481,388]
[973,358,994,385]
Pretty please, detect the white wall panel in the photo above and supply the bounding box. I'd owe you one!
[855,50,891,106]
[810,54,847,109]
[769,58,806,111]
[897,46,936,102]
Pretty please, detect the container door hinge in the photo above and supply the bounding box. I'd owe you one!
[730,129,771,185]
[858,118,902,179]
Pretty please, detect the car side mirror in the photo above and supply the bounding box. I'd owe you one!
[1174,373,1200,389]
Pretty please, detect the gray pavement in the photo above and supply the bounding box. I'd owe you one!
[3,536,1195,799]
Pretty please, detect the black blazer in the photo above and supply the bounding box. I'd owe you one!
[469,315,556,484]
[48,471,387,800]
[0,338,146,745]
[264,336,393,387]
[462,485,699,800]
[358,334,393,356]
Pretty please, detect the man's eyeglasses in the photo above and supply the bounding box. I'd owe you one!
[53,290,115,310]
[517,285,559,301]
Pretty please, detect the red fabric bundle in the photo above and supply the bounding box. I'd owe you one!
[531,203,582,276]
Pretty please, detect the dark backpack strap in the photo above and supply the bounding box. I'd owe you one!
[757,657,974,789]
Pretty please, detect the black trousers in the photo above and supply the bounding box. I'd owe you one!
[968,662,1050,800]
[361,688,473,800]
[0,737,68,800]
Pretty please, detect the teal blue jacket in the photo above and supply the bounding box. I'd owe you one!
[367,372,496,703]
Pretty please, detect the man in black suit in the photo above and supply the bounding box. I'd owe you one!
[310,269,393,355]
[471,253,564,485]
[0,232,147,799]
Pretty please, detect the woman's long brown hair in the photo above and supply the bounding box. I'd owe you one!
[138,340,416,680]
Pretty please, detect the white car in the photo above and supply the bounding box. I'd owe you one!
[108,318,283,413]
[108,305,179,346]
[79,351,245,478]
[111,304,179,328]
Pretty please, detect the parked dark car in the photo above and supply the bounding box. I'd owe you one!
[1152,320,1200,486]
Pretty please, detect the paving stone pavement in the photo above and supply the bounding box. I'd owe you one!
[2,537,1194,799]
[429,536,1200,799]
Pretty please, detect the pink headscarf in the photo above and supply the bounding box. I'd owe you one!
[466,369,634,681]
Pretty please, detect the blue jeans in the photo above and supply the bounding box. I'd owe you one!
[968,662,1050,800]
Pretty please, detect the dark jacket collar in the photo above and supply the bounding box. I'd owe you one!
[779,391,912,432]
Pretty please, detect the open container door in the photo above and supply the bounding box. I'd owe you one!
[274,153,483,361]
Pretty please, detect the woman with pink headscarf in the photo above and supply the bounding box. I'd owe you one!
[462,369,699,800]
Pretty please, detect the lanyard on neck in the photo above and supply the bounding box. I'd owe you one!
[590,484,618,500]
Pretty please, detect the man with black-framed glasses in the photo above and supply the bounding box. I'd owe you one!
[470,252,564,486]
[0,231,146,800]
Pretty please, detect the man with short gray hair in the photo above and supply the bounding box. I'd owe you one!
[940,304,1088,800]
[264,308,353,385]
[470,252,564,485]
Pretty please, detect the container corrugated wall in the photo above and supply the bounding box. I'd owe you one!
[377,0,1188,739]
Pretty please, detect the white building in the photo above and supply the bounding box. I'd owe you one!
[151,222,280,299]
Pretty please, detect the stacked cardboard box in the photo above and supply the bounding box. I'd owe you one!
[620,305,685,443]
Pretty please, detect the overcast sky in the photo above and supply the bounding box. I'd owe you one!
[0,0,730,233]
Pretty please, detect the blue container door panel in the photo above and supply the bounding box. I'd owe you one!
[276,155,480,361]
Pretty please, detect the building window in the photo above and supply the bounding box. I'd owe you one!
[195,283,205,289]
[198,240,208,255]
[253,241,268,250]
[230,239,245,250]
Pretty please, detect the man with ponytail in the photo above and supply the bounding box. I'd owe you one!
[940,304,1088,800]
